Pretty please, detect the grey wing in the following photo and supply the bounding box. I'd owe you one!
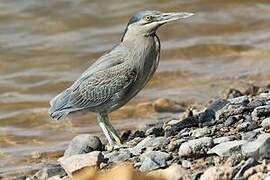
[65,63,137,111]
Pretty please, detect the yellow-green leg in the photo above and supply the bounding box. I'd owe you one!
[97,113,122,145]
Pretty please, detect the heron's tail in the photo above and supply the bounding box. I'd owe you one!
[49,89,72,120]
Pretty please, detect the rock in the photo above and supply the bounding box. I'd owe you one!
[130,136,169,155]
[242,133,270,160]
[64,134,102,157]
[208,98,229,112]
[197,109,216,126]
[191,127,210,138]
[237,122,251,132]
[128,130,145,140]
[261,117,270,129]
[251,105,270,120]
[33,164,67,180]
[213,136,234,144]
[164,109,216,137]
[181,160,192,168]
[145,127,164,137]
[200,166,233,180]
[247,99,265,109]
[243,162,268,179]
[208,140,247,157]
[58,151,104,175]
[105,148,132,163]
[153,98,185,113]
[234,158,259,179]
[224,116,237,126]
[241,131,257,141]
[178,137,214,157]
[139,151,171,172]
[147,164,190,180]
[228,96,249,105]
[121,130,132,142]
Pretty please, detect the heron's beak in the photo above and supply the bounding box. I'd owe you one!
[157,12,194,24]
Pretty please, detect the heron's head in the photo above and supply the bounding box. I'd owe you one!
[121,10,193,41]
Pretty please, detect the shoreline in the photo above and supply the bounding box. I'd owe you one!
[3,83,270,180]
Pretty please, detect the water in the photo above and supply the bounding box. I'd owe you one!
[0,0,270,177]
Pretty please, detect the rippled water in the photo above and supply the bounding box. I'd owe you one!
[1,0,270,177]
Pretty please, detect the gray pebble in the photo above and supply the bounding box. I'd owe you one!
[178,137,214,157]
[241,131,257,141]
[129,136,169,155]
[251,105,270,120]
[242,133,270,160]
[104,148,132,163]
[261,117,270,129]
[191,127,210,138]
[228,96,249,105]
[208,140,247,157]
[139,151,171,172]
[64,134,102,157]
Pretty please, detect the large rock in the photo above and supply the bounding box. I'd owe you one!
[64,134,102,157]
[129,136,169,155]
[208,140,247,157]
[178,137,214,157]
[58,151,104,175]
[200,166,233,180]
[147,164,190,180]
[139,151,171,172]
[242,133,270,160]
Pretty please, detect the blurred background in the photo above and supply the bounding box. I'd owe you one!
[0,0,270,177]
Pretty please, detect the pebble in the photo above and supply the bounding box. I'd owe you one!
[147,164,190,180]
[145,126,164,137]
[241,131,257,141]
[129,136,169,155]
[200,166,233,180]
[58,151,104,175]
[251,105,270,120]
[237,121,251,132]
[191,127,210,138]
[139,151,171,172]
[261,117,270,129]
[33,164,67,180]
[242,133,270,160]
[64,134,102,157]
[208,140,247,157]
[224,116,237,126]
[181,160,192,168]
[228,96,249,105]
[104,148,132,163]
[178,137,214,157]
[128,130,145,140]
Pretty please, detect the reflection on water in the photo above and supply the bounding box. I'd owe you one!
[0,0,270,177]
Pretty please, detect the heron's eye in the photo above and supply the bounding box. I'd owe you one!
[144,15,152,22]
